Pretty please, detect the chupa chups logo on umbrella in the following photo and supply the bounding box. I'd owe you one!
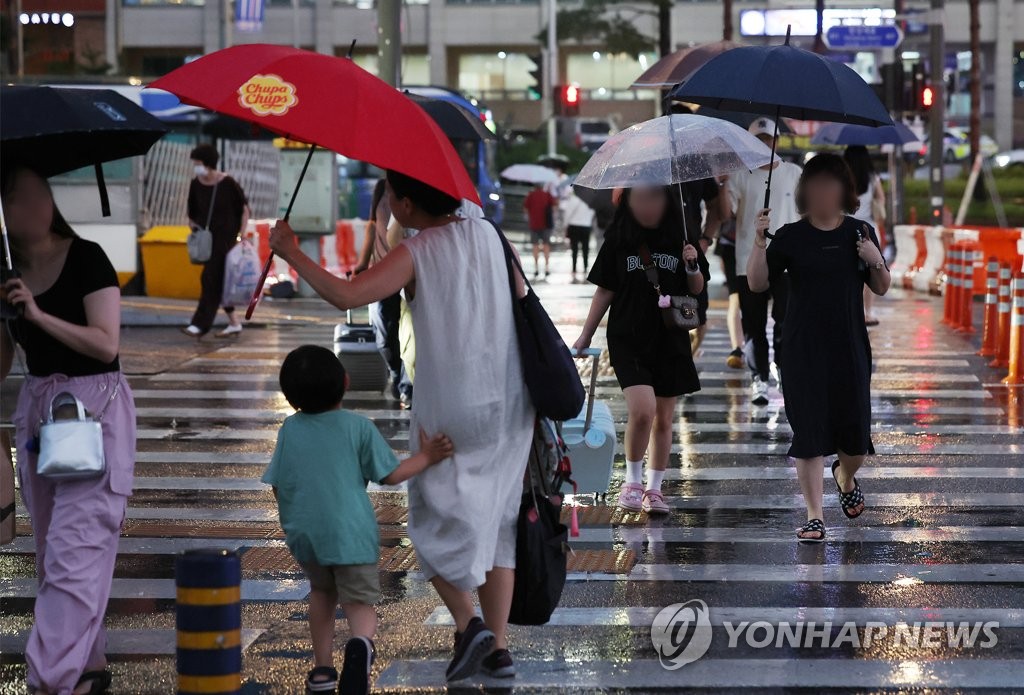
[237,74,298,117]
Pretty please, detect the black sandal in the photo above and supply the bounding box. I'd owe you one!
[75,670,112,695]
[797,518,826,543]
[305,666,338,693]
[831,460,865,519]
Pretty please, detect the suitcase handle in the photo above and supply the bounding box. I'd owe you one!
[573,348,601,432]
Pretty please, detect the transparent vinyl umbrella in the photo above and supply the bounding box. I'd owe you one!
[574,114,773,191]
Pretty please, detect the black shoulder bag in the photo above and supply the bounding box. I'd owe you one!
[491,221,585,422]
[638,243,700,332]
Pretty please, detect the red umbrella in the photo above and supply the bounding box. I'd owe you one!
[631,41,742,89]
[149,44,480,318]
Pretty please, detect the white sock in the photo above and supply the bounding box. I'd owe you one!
[646,468,665,492]
[625,459,644,485]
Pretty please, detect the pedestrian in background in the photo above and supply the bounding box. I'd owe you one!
[561,189,595,283]
[523,181,554,279]
[269,169,535,683]
[182,143,250,339]
[710,175,747,369]
[574,186,708,515]
[727,117,802,405]
[843,145,887,327]
[263,345,452,694]
[353,179,413,407]
[746,153,889,542]
[1,165,136,695]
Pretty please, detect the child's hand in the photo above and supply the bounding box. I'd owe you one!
[419,428,454,464]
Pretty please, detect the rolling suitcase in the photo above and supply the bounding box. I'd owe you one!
[562,348,616,501]
[333,309,390,393]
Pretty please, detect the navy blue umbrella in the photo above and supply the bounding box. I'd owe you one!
[811,122,921,147]
[670,28,893,216]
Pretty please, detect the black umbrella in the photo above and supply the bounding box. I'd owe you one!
[404,93,495,142]
[670,27,892,220]
[0,85,169,216]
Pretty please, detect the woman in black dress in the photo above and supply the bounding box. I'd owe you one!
[746,154,890,542]
[574,186,709,515]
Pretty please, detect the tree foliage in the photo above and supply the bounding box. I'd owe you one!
[538,0,664,55]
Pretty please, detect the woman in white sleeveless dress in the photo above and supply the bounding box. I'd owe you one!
[270,170,534,684]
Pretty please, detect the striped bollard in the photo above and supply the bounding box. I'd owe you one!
[1004,275,1024,385]
[942,242,962,326]
[176,549,242,695]
[978,258,1001,356]
[991,264,1013,369]
[957,242,978,333]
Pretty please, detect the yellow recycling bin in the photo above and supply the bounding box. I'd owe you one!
[140,226,203,300]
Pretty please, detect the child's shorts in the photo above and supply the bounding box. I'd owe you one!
[301,561,381,605]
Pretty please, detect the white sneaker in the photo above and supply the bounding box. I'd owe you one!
[181,325,202,337]
[217,324,243,337]
[770,362,782,392]
[751,376,769,405]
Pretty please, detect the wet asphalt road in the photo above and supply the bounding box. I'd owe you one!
[2,250,1024,694]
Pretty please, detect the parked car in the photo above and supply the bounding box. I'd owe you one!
[994,149,1024,169]
[557,117,617,153]
[916,128,1000,164]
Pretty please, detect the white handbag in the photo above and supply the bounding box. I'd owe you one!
[37,392,108,480]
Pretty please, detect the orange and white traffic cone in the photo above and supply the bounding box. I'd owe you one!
[978,258,1001,356]
[957,242,979,333]
[991,264,1013,369]
[1004,274,1024,386]
[942,242,962,326]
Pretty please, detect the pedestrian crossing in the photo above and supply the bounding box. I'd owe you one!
[3,273,1023,691]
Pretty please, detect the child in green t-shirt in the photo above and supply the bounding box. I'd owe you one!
[263,345,453,695]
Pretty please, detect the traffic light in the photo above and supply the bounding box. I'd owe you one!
[527,54,543,101]
[921,84,934,111]
[559,83,581,117]
[879,62,905,113]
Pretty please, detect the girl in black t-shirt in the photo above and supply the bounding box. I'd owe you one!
[573,186,708,516]
[1,165,136,694]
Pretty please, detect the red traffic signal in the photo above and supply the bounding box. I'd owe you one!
[921,85,934,110]
[559,83,581,116]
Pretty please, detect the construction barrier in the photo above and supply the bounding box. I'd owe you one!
[1005,274,1024,386]
[978,258,1001,356]
[956,240,981,333]
[891,225,929,289]
[176,549,242,695]
[921,226,948,295]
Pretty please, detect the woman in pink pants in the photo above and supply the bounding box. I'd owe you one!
[1,165,136,695]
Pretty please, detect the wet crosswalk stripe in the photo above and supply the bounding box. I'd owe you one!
[0,629,264,657]
[0,578,307,601]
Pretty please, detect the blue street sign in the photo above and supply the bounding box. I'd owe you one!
[824,25,904,50]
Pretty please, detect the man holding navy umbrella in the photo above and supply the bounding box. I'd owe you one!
[726,117,802,405]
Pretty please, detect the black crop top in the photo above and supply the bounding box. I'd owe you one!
[13,237,121,377]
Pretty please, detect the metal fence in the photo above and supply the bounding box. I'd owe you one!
[141,138,281,228]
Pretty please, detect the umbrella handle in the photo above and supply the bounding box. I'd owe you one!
[245,253,274,321]
[762,106,782,239]
[245,143,317,320]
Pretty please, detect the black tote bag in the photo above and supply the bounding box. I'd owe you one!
[491,221,585,422]
[509,420,569,625]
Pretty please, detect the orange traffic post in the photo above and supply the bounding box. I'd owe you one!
[978,258,1001,356]
[991,264,1013,369]
[957,241,979,333]
[942,242,961,325]
[1003,274,1024,386]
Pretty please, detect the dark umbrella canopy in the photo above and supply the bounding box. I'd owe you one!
[1,85,169,216]
[811,122,920,147]
[405,93,495,142]
[670,43,893,127]
[0,85,169,177]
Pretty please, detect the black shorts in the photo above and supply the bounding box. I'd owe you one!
[610,345,701,398]
[530,228,553,245]
[717,243,740,294]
